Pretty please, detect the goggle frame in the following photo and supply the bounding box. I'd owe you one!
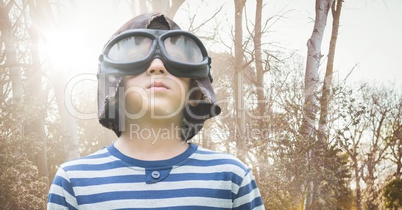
[99,29,212,81]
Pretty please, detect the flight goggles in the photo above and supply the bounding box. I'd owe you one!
[99,29,212,81]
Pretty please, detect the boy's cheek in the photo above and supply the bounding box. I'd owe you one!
[123,75,143,89]
[122,87,149,115]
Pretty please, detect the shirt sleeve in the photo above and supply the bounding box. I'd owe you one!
[47,167,78,210]
[233,170,265,210]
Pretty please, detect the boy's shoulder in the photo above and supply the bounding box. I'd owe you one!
[195,146,241,159]
[191,145,251,174]
[195,145,243,159]
[59,146,112,170]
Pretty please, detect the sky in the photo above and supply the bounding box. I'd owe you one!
[254,0,402,88]
[45,0,402,93]
[325,0,402,87]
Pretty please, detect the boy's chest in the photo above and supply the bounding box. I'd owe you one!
[73,171,235,209]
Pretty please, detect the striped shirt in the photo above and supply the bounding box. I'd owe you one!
[47,143,265,209]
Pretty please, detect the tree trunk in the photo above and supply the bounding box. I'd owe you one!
[129,1,184,21]
[352,153,362,210]
[318,0,342,143]
[0,0,24,135]
[254,0,265,126]
[167,0,184,19]
[27,0,55,182]
[253,0,268,191]
[152,0,170,15]
[51,71,80,160]
[301,0,333,140]
[301,0,334,209]
[233,0,247,159]
[28,18,49,179]
[128,0,148,16]
[32,0,81,162]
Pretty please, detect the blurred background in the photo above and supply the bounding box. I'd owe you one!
[1,0,401,209]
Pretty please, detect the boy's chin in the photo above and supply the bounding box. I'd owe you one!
[148,105,184,119]
[148,98,184,117]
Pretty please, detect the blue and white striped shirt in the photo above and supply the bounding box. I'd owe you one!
[47,143,265,209]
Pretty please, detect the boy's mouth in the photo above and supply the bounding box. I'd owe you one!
[148,81,168,90]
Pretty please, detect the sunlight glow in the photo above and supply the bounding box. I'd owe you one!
[40,27,91,71]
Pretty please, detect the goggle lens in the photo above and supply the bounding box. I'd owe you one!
[107,34,203,64]
[164,36,203,63]
[107,36,152,62]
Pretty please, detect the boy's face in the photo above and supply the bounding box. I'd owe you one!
[123,58,191,120]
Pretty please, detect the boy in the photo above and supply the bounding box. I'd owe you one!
[47,13,265,209]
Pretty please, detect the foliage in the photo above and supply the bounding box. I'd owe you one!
[0,152,48,210]
[383,178,402,209]
[0,104,48,210]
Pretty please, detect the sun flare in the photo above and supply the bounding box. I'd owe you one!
[40,27,92,72]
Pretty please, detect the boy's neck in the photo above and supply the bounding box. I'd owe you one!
[114,118,189,161]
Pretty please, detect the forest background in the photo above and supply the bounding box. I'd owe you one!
[1,0,401,209]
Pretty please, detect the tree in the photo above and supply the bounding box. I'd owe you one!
[25,0,54,180]
[335,86,367,210]
[127,0,185,18]
[233,0,247,160]
[300,0,335,209]
[264,57,308,209]
[318,0,343,143]
[361,86,393,210]
[383,178,402,210]
[250,0,270,201]
[0,0,50,208]
[386,97,402,179]
[335,84,399,210]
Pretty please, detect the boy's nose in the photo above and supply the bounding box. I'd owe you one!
[146,59,167,76]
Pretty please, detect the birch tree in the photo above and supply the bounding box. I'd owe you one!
[300,0,334,209]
